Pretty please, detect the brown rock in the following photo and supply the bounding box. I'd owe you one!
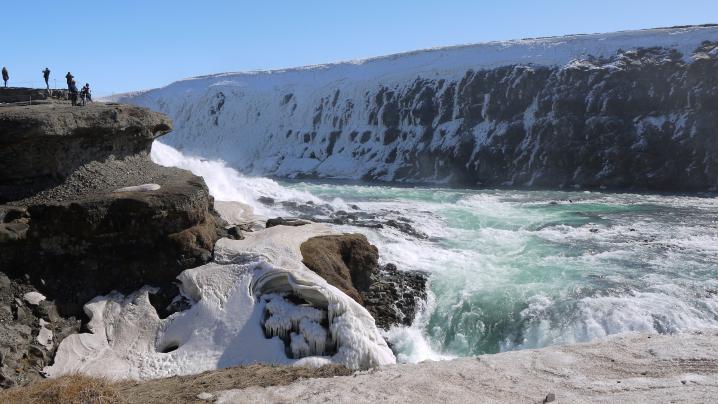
[300,234,378,304]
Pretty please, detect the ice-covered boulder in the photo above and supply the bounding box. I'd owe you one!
[45,224,395,380]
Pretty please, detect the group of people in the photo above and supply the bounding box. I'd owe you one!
[0,66,92,106]
[65,72,92,106]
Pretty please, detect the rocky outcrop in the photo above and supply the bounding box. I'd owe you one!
[0,102,171,202]
[1,172,224,315]
[0,100,225,318]
[300,234,426,329]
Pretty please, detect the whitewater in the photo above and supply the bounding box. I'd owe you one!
[148,141,718,363]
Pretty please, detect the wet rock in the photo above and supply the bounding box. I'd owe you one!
[385,219,428,239]
[227,225,245,240]
[258,196,275,205]
[363,263,428,329]
[266,217,312,228]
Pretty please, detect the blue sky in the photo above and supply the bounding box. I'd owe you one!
[2,1,716,96]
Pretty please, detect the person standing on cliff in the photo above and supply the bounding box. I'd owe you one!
[42,68,51,89]
[80,83,92,105]
[69,80,79,106]
[2,67,9,88]
[65,72,74,90]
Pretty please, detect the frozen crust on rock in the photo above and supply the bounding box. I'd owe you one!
[45,224,395,380]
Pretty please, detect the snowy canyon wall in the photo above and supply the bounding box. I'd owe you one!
[120,26,718,190]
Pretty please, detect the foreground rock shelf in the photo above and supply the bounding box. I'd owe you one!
[218,331,718,403]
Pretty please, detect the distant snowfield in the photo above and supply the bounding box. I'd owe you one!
[115,25,718,184]
[46,220,395,380]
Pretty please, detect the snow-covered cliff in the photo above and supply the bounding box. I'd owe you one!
[119,25,718,190]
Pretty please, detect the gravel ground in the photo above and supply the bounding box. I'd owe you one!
[11,155,188,206]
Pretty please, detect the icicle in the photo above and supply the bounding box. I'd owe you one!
[299,318,327,356]
[290,332,310,359]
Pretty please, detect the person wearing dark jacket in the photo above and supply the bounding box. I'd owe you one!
[42,68,51,89]
[69,80,79,106]
[65,72,74,90]
[80,83,92,105]
[2,67,8,88]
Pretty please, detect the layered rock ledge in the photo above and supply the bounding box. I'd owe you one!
[0,102,171,201]
[0,96,225,387]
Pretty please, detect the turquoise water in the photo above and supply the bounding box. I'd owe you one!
[152,142,718,362]
[284,183,718,361]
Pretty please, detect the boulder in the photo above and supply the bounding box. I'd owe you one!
[300,234,378,304]
[266,217,312,228]
[300,234,427,329]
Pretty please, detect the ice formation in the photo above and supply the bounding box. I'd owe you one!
[114,26,718,186]
[45,223,395,380]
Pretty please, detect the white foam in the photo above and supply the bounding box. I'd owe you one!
[151,141,320,216]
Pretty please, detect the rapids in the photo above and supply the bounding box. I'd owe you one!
[152,141,718,363]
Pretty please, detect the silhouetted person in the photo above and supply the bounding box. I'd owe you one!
[42,68,51,89]
[65,72,74,90]
[2,67,8,88]
[69,80,79,106]
[80,83,92,105]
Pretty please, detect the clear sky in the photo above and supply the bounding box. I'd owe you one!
[2,1,716,96]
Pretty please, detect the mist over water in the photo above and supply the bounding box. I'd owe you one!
[152,141,718,363]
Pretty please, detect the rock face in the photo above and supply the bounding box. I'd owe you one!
[1,173,223,315]
[122,26,718,191]
[0,102,171,201]
[0,274,80,388]
[0,99,225,318]
[300,234,426,329]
